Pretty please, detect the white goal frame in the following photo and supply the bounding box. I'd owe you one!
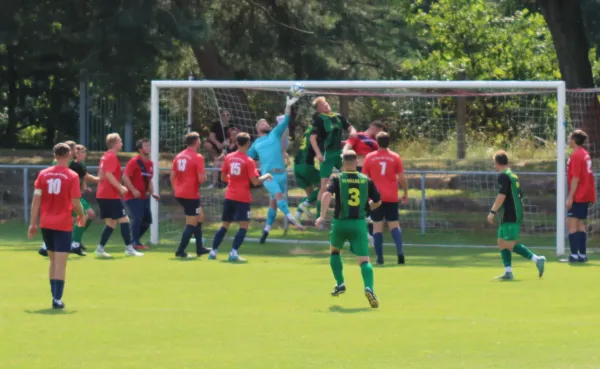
[149,80,567,255]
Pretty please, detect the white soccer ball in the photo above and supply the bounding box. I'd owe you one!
[290,83,305,98]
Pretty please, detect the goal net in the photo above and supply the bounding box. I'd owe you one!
[150,80,571,255]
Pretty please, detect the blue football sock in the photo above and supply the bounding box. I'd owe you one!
[232,228,248,250]
[99,226,114,247]
[367,223,374,236]
[194,223,204,249]
[276,199,291,216]
[578,231,587,255]
[120,223,133,246]
[391,227,404,255]
[130,217,141,245]
[212,226,228,250]
[55,280,65,300]
[50,279,56,299]
[266,207,277,227]
[178,225,196,253]
[139,222,150,239]
[373,232,384,258]
[568,233,578,256]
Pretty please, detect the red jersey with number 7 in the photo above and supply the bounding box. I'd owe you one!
[34,166,81,232]
[222,151,259,203]
[362,149,404,202]
[568,147,596,203]
[172,148,205,199]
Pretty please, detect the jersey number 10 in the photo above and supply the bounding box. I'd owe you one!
[47,178,62,194]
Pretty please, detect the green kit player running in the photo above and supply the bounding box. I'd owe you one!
[294,124,321,220]
[310,96,357,220]
[488,150,546,280]
[315,150,382,308]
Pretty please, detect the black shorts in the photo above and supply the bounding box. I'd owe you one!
[371,202,399,222]
[568,202,590,220]
[176,198,201,216]
[125,198,152,224]
[221,199,251,222]
[41,228,72,253]
[97,199,127,220]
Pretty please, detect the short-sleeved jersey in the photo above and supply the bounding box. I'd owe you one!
[172,148,205,199]
[497,169,523,224]
[311,113,350,152]
[69,161,87,189]
[222,151,259,203]
[362,149,404,202]
[97,151,122,199]
[346,132,378,157]
[294,125,316,166]
[248,114,290,174]
[124,156,154,200]
[34,166,81,231]
[327,171,381,220]
[568,147,596,203]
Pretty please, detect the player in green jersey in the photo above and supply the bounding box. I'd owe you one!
[293,124,321,220]
[487,150,546,280]
[69,145,99,255]
[316,150,382,308]
[310,96,357,220]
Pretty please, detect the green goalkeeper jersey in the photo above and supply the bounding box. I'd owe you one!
[311,112,350,152]
[326,171,380,220]
[294,125,316,166]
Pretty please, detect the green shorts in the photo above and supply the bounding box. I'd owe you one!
[498,223,521,241]
[294,164,321,188]
[72,198,91,217]
[330,218,370,257]
[320,150,342,178]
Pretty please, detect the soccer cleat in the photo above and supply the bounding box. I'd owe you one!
[376,256,384,265]
[208,250,217,260]
[580,255,589,262]
[398,254,405,265]
[175,251,194,259]
[298,202,313,219]
[559,255,580,263]
[228,253,247,263]
[38,248,48,257]
[536,256,546,278]
[52,299,65,310]
[495,272,514,280]
[259,230,269,244]
[196,247,211,257]
[331,284,346,296]
[364,287,379,308]
[79,243,87,251]
[70,246,87,256]
[125,246,144,257]
[94,247,112,258]
[134,244,149,250]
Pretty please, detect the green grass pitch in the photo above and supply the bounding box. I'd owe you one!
[1,222,600,369]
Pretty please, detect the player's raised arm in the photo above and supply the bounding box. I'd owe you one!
[310,116,325,162]
[341,115,357,138]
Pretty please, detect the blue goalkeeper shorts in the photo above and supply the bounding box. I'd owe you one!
[263,172,288,199]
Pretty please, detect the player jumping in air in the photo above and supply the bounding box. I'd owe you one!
[171,132,211,258]
[293,123,321,220]
[561,129,596,263]
[248,95,304,244]
[310,96,357,221]
[210,132,273,262]
[487,151,546,280]
[316,150,382,308]
[362,132,409,265]
[95,133,143,257]
[29,143,86,309]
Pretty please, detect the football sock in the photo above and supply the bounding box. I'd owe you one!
[276,199,291,216]
[140,221,150,239]
[177,225,196,253]
[50,279,55,298]
[360,261,374,290]
[307,189,319,204]
[99,226,114,247]
[373,232,384,259]
[513,243,535,260]
[568,233,578,257]
[55,280,65,300]
[330,252,344,286]
[500,249,512,270]
[194,223,204,249]
[316,200,322,219]
[266,207,277,227]
[120,223,133,246]
[212,226,228,250]
[130,216,141,245]
[577,231,587,256]
[72,224,85,244]
[367,223,374,236]
[232,228,247,250]
[391,227,404,255]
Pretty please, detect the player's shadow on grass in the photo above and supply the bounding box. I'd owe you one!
[328,305,372,314]
[25,308,76,315]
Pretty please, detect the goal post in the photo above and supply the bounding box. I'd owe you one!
[150,80,567,255]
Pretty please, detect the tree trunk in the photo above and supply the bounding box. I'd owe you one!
[4,44,18,147]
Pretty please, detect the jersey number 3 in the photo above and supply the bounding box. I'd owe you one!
[47,178,62,194]
[348,188,360,206]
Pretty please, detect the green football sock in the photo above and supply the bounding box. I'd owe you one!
[73,219,92,243]
[316,200,322,218]
[500,249,512,267]
[513,243,534,260]
[330,253,344,286]
[307,189,319,204]
[360,261,374,290]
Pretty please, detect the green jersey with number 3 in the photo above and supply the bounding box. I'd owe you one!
[326,171,381,220]
[294,125,316,166]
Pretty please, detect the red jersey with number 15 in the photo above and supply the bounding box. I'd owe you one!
[172,148,205,199]
[362,149,404,202]
[568,147,596,203]
[34,166,81,232]
[222,151,259,203]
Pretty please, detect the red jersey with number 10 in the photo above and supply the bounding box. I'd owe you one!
[362,149,404,202]
[34,166,81,231]
[222,151,259,203]
[568,147,596,203]
[172,148,205,199]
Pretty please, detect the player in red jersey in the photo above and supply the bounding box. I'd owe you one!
[362,132,409,265]
[94,133,142,257]
[209,132,273,262]
[123,138,160,250]
[28,143,85,309]
[561,129,597,263]
[171,132,210,258]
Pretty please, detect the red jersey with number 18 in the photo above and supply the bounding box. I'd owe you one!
[222,151,259,203]
[34,166,81,231]
[362,149,404,202]
[568,147,596,203]
[172,148,205,199]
